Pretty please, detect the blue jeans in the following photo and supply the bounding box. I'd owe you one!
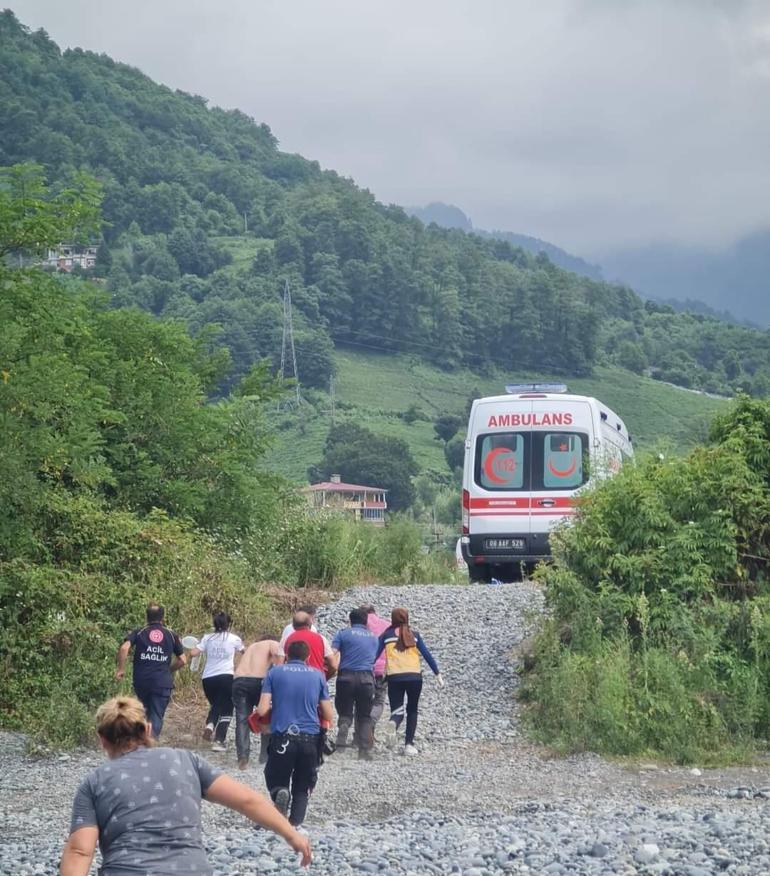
[134,686,171,739]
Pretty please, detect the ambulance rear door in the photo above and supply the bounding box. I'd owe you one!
[528,397,594,551]
[468,397,533,554]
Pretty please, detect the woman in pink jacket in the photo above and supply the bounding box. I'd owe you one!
[362,604,389,738]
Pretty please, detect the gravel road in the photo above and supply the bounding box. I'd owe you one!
[3,582,770,875]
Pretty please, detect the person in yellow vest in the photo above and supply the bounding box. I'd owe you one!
[375,607,443,756]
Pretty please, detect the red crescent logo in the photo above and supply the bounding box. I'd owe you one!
[149,628,164,643]
[548,458,578,478]
[484,447,515,484]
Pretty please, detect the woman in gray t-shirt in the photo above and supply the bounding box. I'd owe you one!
[60,696,311,875]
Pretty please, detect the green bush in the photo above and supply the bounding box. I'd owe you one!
[0,493,269,747]
[0,172,451,748]
[523,396,770,763]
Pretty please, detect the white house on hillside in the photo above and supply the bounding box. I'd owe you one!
[45,244,98,272]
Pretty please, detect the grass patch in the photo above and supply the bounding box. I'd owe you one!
[211,234,270,276]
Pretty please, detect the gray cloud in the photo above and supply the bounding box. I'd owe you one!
[8,0,770,256]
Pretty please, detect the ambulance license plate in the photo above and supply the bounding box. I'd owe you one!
[484,538,525,551]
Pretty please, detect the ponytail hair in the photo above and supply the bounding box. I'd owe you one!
[391,607,416,651]
[213,611,231,635]
[96,696,151,752]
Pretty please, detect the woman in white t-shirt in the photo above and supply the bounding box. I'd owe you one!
[191,612,244,751]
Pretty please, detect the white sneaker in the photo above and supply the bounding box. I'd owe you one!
[202,723,214,741]
[404,744,418,756]
[211,742,226,752]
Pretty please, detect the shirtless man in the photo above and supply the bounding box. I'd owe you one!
[232,635,284,770]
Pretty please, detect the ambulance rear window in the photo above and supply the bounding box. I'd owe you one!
[543,433,584,489]
[477,433,525,490]
[474,431,590,491]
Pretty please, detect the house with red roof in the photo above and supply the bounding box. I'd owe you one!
[304,474,387,525]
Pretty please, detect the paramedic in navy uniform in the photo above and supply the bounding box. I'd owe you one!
[115,602,186,739]
[256,639,333,827]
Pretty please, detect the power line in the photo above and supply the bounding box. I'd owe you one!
[199,319,588,372]
[190,317,584,397]
[217,325,440,356]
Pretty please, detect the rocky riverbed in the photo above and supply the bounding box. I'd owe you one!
[2,583,770,875]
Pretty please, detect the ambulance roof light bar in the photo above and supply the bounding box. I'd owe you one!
[505,383,568,395]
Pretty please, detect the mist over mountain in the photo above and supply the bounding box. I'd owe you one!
[410,203,756,327]
[407,203,603,281]
[406,203,473,233]
[603,232,770,328]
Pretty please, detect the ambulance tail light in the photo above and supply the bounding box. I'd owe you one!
[462,489,470,534]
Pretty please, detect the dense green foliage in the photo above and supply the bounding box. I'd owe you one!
[0,273,449,743]
[523,397,770,762]
[2,11,770,399]
[0,262,281,557]
[2,501,272,747]
[245,510,453,592]
[0,170,450,745]
[0,161,101,257]
[309,423,419,510]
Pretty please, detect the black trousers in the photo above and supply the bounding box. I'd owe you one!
[232,676,265,762]
[264,733,319,826]
[335,669,374,750]
[202,673,234,743]
[387,676,423,745]
[134,685,171,739]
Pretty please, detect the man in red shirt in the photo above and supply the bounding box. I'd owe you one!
[284,612,338,678]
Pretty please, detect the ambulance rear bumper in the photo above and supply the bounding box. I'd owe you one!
[462,532,552,565]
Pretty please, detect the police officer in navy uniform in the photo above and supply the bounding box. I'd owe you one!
[115,602,186,739]
[256,639,333,827]
[331,607,378,759]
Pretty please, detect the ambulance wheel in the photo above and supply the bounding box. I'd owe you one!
[468,563,488,583]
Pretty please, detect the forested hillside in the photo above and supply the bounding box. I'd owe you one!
[2,10,770,398]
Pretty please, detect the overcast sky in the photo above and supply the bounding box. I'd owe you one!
[8,0,770,257]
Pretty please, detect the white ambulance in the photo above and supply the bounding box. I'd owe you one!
[460,384,632,581]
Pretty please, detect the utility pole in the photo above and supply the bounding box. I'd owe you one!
[243,212,248,234]
[278,279,302,408]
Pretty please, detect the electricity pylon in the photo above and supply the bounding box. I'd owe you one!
[278,279,302,408]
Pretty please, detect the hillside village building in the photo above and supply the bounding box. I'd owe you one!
[304,475,387,525]
[45,244,97,272]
